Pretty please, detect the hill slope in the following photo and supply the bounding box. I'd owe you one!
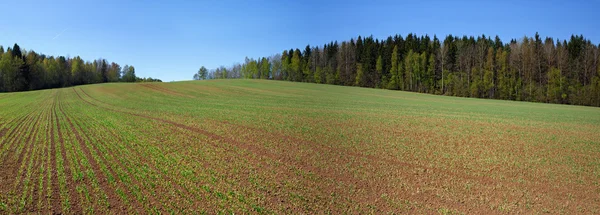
[0,79,599,213]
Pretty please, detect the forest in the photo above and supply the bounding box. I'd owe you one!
[0,44,160,92]
[196,33,600,107]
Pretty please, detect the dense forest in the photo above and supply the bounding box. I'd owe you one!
[196,33,600,107]
[0,44,160,92]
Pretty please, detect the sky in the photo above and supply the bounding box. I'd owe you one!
[1,0,598,81]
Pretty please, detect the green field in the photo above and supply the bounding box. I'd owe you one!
[0,79,599,214]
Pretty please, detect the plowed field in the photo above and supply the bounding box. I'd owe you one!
[1,79,599,214]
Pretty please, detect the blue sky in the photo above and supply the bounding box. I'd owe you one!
[1,0,598,81]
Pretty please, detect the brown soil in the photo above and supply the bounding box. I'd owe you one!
[70,87,600,213]
[54,92,83,214]
[6,109,43,194]
[74,88,192,212]
[49,98,62,213]
[25,107,50,212]
[0,128,7,137]
[77,88,479,213]
[0,110,37,163]
[58,98,126,212]
[62,99,150,213]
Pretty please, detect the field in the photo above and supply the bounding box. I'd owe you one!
[0,79,599,214]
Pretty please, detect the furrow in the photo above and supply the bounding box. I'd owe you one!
[0,108,45,212]
[76,87,480,213]
[58,93,125,212]
[74,88,199,203]
[36,96,56,212]
[54,90,83,214]
[25,107,50,212]
[49,92,62,213]
[62,99,146,213]
[14,95,53,212]
[0,109,38,164]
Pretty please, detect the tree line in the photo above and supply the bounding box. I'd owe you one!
[0,43,161,93]
[195,33,600,107]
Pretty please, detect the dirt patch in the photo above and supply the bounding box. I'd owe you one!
[0,128,7,137]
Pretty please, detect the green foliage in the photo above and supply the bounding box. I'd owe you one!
[281,51,290,80]
[388,45,400,90]
[0,43,136,92]
[0,51,24,92]
[71,56,85,85]
[547,67,565,103]
[291,49,302,82]
[355,63,364,87]
[194,66,208,80]
[193,33,600,107]
[260,57,270,79]
[426,53,435,93]
[376,55,383,88]
[325,66,336,85]
[122,65,137,82]
[303,58,311,82]
[314,66,323,84]
[483,69,494,98]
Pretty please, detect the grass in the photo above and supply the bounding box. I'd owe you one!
[0,79,599,213]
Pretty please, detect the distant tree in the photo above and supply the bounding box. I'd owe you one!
[108,62,122,82]
[247,59,259,79]
[71,56,85,85]
[11,43,22,59]
[482,48,495,98]
[137,77,162,82]
[496,49,510,99]
[291,49,302,81]
[426,53,436,93]
[355,63,364,86]
[547,67,566,103]
[122,65,137,82]
[25,51,45,90]
[195,66,207,80]
[281,51,290,80]
[98,59,109,82]
[0,51,24,91]
[269,54,282,80]
[439,40,449,94]
[303,57,312,82]
[220,66,228,79]
[190,33,600,107]
[325,65,336,84]
[260,57,270,79]
[404,50,415,91]
[314,66,323,84]
[388,45,400,90]
[376,55,384,88]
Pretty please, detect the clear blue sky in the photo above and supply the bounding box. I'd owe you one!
[1,0,598,81]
